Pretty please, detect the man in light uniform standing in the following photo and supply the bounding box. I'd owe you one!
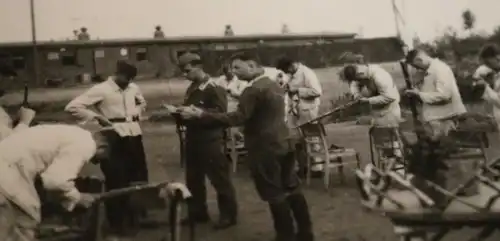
[0,124,109,241]
[404,49,466,141]
[65,60,149,238]
[276,57,323,174]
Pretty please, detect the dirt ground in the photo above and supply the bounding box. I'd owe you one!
[77,122,500,241]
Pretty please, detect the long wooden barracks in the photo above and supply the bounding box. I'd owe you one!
[0,32,403,88]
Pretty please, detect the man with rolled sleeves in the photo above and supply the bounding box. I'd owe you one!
[165,52,238,230]
[180,52,314,241]
[65,60,149,239]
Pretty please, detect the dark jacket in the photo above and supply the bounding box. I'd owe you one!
[199,76,291,155]
[182,80,228,143]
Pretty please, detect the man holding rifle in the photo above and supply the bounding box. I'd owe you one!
[404,49,466,141]
[65,60,149,239]
[342,64,402,128]
[341,63,403,171]
[0,124,108,241]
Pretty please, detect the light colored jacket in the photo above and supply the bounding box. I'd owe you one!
[287,63,322,112]
[417,59,466,122]
[0,124,96,222]
[350,64,401,127]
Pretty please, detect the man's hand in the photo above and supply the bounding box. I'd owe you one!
[17,107,36,125]
[474,79,488,87]
[287,85,298,94]
[180,105,203,119]
[95,115,112,127]
[404,88,420,97]
[162,104,179,115]
[77,193,97,209]
[357,97,370,104]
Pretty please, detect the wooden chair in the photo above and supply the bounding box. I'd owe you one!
[369,127,407,175]
[224,128,247,173]
[298,122,361,190]
[37,176,105,241]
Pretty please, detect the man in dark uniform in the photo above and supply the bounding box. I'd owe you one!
[180,52,314,241]
[166,52,238,230]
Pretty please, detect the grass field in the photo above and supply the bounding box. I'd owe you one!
[5,64,500,240]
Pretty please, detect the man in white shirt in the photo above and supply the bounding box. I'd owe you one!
[276,57,323,174]
[215,65,248,112]
[473,44,500,135]
[276,57,322,127]
[342,64,402,127]
[404,49,466,142]
[0,124,108,241]
[214,65,248,142]
[342,64,404,172]
[65,60,149,238]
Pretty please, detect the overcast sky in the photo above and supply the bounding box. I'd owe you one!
[1,0,499,43]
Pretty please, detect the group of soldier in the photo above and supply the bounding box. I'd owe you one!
[1,42,500,241]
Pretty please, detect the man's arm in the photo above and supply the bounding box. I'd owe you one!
[418,66,454,104]
[199,87,258,127]
[65,86,105,123]
[39,137,96,211]
[204,85,227,113]
[296,68,322,99]
[482,84,500,108]
[366,71,397,106]
[349,81,362,99]
[133,84,147,112]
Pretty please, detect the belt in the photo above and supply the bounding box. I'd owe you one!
[108,116,140,123]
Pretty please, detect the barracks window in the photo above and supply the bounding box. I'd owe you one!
[60,48,78,66]
[136,48,148,61]
[11,55,26,69]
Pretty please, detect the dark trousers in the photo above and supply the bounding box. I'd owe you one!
[185,139,238,220]
[100,132,149,236]
[249,151,314,241]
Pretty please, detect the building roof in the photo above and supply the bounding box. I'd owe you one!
[0,32,356,49]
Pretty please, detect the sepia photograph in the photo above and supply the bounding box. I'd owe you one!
[1,0,500,240]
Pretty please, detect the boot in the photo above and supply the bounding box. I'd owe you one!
[181,201,210,226]
[213,194,238,230]
[269,200,296,241]
[287,193,314,241]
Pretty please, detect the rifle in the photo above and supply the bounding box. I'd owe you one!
[399,60,423,141]
[295,100,358,128]
[22,82,29,107]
